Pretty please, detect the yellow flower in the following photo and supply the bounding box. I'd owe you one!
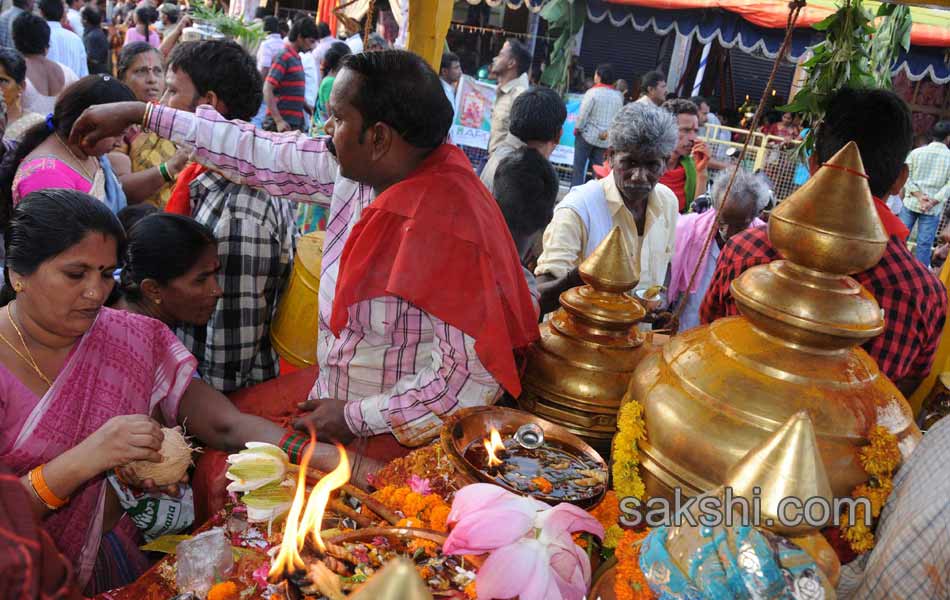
[612,402,647,502]
[603,524,624,549]
[839,425,900,554]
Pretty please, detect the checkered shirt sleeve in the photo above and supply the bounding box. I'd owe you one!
[699,226,777,323]
[699,227,947,384]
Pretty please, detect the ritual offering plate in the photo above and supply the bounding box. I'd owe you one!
[316,527,480,597]
[441,406,608,508]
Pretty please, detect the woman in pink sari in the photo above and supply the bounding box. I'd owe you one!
[0,190,351,595]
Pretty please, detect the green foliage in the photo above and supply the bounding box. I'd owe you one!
[780,0,911,153]
[539,0,585,94]
[190,0,265,48]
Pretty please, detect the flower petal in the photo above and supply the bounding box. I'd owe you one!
[447,484,522,525]
[548,541,591,600]
[536,503,606,542]
[443,507,536,555]
[476,539,558,600]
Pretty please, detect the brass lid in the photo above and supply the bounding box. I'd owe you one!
[732,142,886,350]
[768,142,887,274]
[560,226,646,331]
[579,227,638,291]
[724,411,834,536]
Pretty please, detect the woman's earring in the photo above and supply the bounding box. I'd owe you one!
[154,298,162,305]
[13,282,23,293]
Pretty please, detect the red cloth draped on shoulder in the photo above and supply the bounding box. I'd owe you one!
[164,163,208,216]
[872,196,909,243]
[329,144,540,397]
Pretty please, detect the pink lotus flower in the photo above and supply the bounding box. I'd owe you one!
[408,474,433,496]
[443,483,604,600]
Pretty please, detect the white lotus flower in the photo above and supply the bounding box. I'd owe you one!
[225,442,290,493]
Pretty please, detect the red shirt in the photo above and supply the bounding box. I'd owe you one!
[660,164,687,212]
[699,221,946,384]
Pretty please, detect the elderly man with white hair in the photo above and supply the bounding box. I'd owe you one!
[536,102,679,315]
[669,169,770,331]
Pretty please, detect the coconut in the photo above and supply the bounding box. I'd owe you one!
[125,426,194,487]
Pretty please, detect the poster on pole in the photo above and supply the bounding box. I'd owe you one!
[550,93,583,166]
[449,77,584,168]
[450,76,496,150]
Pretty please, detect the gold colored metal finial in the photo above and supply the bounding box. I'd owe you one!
[724,411,835,536]
[769,141,887,275]
[579,227,639,292]
[348,558,434,600]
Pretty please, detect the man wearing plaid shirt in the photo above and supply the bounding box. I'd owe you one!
[701,88,946,396]
[900,120,950,266]
[164,40,295,393]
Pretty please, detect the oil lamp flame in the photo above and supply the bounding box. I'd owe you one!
[268,433,350,581]
[483,427,505,468]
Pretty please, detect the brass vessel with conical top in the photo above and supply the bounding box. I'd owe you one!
[661,413,839,596]
[518,227,649,456]
[626,142,921,501]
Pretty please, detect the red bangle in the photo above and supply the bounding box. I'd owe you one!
[278,431,309,464]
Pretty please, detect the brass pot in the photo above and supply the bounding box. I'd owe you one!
[627,144,921,503]
[519,228,651,457]
[440,406,607,509]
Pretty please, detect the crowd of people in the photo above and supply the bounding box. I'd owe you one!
[0,3,946,598]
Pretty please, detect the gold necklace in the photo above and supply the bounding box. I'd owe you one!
[0,305,53,387]
[57,134,99,181]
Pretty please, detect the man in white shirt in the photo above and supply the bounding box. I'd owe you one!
[635,70,666,107]
[255,16,283,77]
[439,51,460,113]
[535,102,680,315]
[66,0,82,33]
[39,0,87,77]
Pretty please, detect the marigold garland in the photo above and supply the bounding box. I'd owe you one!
[839,425,901,554]
[614,528,655,600]
[590,491,623,549]
[612,401,647,502]
[371,485,452,532]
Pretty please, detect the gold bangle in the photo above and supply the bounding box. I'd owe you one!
[29,464,68,510]
[141,102,153,131]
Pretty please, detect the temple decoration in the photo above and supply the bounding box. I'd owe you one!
[519,228,651,457]
[639,412,840,599]
[626,142,921,502]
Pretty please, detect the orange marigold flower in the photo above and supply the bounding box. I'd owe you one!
[208,581,239,600]
[464,580,478,599]
[614,529,655,600]
[591,491,622,530]
[408,538,439,557]
[429,504,451,532]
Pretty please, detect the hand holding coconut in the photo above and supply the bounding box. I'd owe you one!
[117,425,196,497]
[82,414,165,473]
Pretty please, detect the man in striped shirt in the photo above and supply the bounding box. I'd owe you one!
[72,50,539,468]
[263,17,318,132]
